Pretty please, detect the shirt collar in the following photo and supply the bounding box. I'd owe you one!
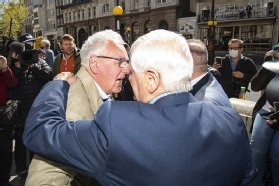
[191,72,208,86]
[94,81,112,100]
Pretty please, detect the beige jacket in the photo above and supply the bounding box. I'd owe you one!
[25,66,104,186]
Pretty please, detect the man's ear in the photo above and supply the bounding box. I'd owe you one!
[145,70,160,94]
[89,56,98,73]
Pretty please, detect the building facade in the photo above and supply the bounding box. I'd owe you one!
[196,0,279,58]
[56,0,194,48]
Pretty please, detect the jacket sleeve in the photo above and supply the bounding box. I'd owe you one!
[30,59,53,84]
[23,80,108,179]
[242,58,257,84]
[251,67,275,92]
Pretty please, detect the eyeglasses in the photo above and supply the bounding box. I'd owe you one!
[96,55,129,68]
[229,47,241,50]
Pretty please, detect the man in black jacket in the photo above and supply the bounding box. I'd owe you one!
[213,38,257,98]
[8,40,53,182]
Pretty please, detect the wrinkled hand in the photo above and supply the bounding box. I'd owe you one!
[232,71,244,79]
[54,72,76,85]
[0,58,8,72]
[212,62,221,69]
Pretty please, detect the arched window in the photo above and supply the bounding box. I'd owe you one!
[159,20,168,30]
[144,21,152,33]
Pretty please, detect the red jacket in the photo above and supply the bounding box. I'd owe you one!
[0,68,17,106]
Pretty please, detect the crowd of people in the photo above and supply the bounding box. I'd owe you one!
[0,29,278,186]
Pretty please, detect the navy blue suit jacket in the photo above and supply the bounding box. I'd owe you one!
[24,81,259,186]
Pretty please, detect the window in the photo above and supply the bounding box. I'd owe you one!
[48,0,54,5]
[34,19,39,25]
[93,6,96,17]
[158,0,166,3]
[102,3,109,14]
[159,20,168,30]
[88,7,91,18]
[132,22,140,42]
[145,21,152,33]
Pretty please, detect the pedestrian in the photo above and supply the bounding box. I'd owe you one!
[24,30,259,186]
[250,44,279,185]
[40,39,55,66]
[212,38,257,98]
[52,34,81,77]
[188,39,231,107]
[0,55,17,186]
[25,29,130,186]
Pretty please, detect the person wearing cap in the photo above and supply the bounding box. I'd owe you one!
[19,33,35,50]
[7,40,53,182]
[52,34,81,77]
[250,44,279,185]
[40,39,55,66]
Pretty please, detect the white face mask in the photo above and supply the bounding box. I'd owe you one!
[229,49,239,58]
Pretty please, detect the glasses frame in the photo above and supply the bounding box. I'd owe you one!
[96,55,129,68]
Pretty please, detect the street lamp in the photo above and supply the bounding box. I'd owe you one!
[112,5,123,33]
[207,0,216,65]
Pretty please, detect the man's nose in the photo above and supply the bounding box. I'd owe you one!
[122,64,131,75]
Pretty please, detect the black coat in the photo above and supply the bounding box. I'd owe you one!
[10,59,53,127]
[218,54,257,98]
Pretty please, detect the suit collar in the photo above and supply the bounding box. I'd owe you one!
[153,92,197,106]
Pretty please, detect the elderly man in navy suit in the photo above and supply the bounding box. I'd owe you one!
[23,30,259,186]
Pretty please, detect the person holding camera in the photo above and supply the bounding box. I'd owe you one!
[212,38,257,98]
[7,40,53,181]
[250,44,279,185]
[0,55,17,186]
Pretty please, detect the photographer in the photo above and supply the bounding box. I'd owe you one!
[8,39,53,181]
[250,45,279,185]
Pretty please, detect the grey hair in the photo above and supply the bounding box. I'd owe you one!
[130,29,193,92]
[80,30,127,66]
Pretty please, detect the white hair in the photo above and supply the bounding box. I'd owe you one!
[80,30,127,66]
[130,29,193,92]
[41,39,51,47]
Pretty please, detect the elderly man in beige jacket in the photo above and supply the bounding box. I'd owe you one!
[25,30,130,186]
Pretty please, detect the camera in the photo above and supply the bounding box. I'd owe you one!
[21,50,39,65]
[215,57,223,66]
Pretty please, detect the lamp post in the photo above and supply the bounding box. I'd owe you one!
[207,0,217,65]
[112,5,123,33]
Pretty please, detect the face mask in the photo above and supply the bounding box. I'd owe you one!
[229,49,239,58]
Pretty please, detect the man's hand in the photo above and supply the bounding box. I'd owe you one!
[212,62,221,69]
[232,71,244,79]
[0,58,8,72]
[53,72,77,85]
